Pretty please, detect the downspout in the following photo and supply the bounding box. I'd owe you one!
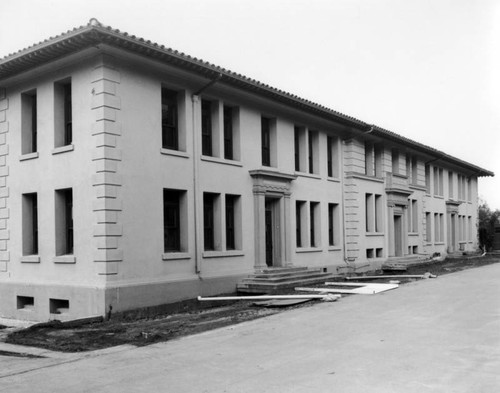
[192,74,223,275]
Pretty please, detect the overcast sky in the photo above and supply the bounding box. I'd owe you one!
[1,0,499,209]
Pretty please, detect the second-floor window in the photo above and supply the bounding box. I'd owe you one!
[54,79,72,147]
[21,90,37,154]
[201,100,213,156]
[261,117,271,166]
[161,88,178,150]
[223,106,233,160]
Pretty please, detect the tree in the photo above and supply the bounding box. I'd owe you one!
[477,199,500,251]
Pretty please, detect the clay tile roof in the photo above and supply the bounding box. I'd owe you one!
[0,19,494,177]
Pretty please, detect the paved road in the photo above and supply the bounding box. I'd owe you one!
[1,263,499,392]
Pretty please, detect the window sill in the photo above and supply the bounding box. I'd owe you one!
[202,250,244,258]
[20,255,40,263]
[327,177,341,183]
[160,148,189,159]
[201,156,243,167]
[328,246,342,252]
[162,252,191,261]
[294,171,321,180]
[52,144,74,155]
[434,242,445,246]
[19,152,39,161]
[296,247,322,253]
[366,232,385,237]
[408,233,419,237]
[53,255,76,264]
[433,195,444,199]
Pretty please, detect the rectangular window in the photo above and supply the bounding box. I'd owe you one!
[412,200,418,233]
[425,164,431,194]
[204,193,215,251]
[21,90,37,154]
[327,136,339,177]
[375,194,383,232]
[225,195,237,250]
[161,88,178,150]
[223,106,233,160]
[433,167,443,196]
[261,117,271,166]
[365,142,374,176]
[54,79,72,147]
[55,188,73,255]
[440,213,444,242]
[468,216,472,241]
[425,212,432,242]
[163,189,182,252]
[203,193,221,251]
[448,172,454,199]
[366,193,374,232]
[328,203,339,246]
[296,201,305,247]
[201,100,213,156]
[366,194,383,233]
[294,126,301,172]
[406,155,411,179]
[22,193,38,255]
[310,202,319,247]
[392,149,399,175]
[467,178,472,202]
[374,144,383,177]
[434,213,439,243]
[408,199,418,233]
[294,126,306,172]
[308,130,319,174]
[411,156,418,184]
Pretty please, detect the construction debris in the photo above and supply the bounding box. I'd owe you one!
[296,282,399,295]
[253,298,315,308]
[345,272,437,281]
[197,294,341,302]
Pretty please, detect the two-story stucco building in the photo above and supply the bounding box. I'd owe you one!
[0,20,493,321]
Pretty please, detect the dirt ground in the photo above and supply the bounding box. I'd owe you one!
[3,254,499,353]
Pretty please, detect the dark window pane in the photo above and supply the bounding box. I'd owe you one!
[201,100,212,156]
[204,193,215,250]
[224,106,233,160]
[164,190,181,251]
[225,195,235,250]
[261,117,270,166]
[162,89,178,150]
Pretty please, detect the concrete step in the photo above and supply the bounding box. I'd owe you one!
[241,270,328,284]
[254,267,309,275]
[237,269,335,294]
[382,255,429,270]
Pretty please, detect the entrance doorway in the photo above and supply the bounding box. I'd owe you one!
[265,198,280,267]
[394,214,403,257]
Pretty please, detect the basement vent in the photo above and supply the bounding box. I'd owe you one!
[49,298,69,314]
[17,296,34,310]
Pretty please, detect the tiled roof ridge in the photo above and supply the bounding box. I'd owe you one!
[0,18,494,177]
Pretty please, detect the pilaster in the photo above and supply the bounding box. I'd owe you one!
[0,88,8,273]
[91,55,122,275]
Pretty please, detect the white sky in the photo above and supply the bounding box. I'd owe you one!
[1,0,499,209]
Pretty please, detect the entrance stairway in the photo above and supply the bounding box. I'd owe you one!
[237,266,335,294]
